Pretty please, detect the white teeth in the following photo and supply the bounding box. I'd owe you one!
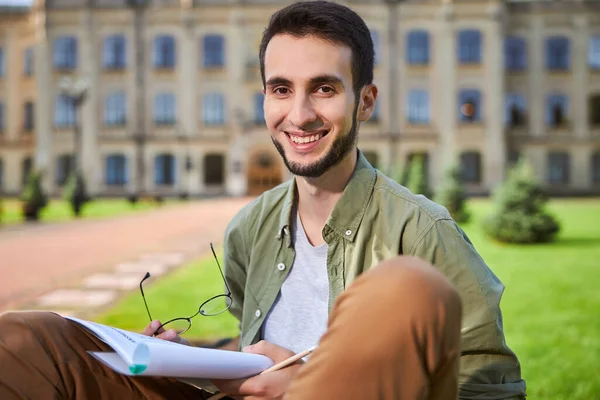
[290,133,323,144]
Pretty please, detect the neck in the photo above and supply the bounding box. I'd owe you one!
[296,149,358,225]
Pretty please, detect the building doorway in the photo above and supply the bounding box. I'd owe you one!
[246,150,282,196]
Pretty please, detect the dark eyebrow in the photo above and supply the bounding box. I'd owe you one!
[265,76,292,88]
[265,74,345,89]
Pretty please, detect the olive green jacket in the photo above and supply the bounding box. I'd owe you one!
[222,151,526,399]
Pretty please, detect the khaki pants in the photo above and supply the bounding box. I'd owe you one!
[0,256,462,400]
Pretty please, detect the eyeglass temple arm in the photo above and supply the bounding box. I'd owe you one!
[210,242,232,294]
[140,272,153,321]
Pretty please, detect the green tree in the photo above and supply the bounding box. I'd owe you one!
[484,158,560,243]
[63,171,90,217]
[434,163,471,224]
[21,169,48,221]
[405,154,432,198]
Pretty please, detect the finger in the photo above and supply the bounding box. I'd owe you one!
[141,320,164,336]
[155,329,179,342]
[243,340,295,362]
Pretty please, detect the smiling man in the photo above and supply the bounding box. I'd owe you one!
[0,1,525,399]
[211,1,526,399]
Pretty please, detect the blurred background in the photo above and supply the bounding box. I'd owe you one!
[0,0,599,398]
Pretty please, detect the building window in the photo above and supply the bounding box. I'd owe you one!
[22,157,32,186]
[407,89,430,124]
[53,36,77,70]
[546,94,568,127]
[203,34,225,68]
[547,151,570,184]
[590,36,600,70]
[371,30,380,65]
[460,151,481,184]
[590,94,600,127]
[55,154,72,186]
[457,30,482,64]
[362,151,379,169]
[154,93,176,125]
[505,94,527,127]
[505,36,527,71]
[546,36,570,71]
[203,93,225,126]
[0,48,4,77]
[105,154,127,186]
[458,89,482,123]
[23,47,34,76]
[153,35,176,69]
[592,152,600,184]
[406,30,429,65]
[0,103,4,132]
[104,92,127,126]
[254,92,264,125]
[154,153,176,186]
[54,95,76,128]
[103,35,126,69]
[24,101,34,131]
[204,153,225,185]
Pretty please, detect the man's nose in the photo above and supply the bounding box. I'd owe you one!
[289,94,318,128]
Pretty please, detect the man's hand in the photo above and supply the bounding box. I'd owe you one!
[141,320,191,346]
[212,340,304,400]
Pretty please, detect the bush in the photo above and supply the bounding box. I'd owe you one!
[21,169,48,221]
[63,171,90,217]
[405,154,432,198]
[434,163,471,224]
[483,158,560,243]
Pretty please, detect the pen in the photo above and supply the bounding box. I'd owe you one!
[259,345,317,375]
[207,345,318,400]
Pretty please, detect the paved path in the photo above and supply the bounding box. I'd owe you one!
[0,197,253,314]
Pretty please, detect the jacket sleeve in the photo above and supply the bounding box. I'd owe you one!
[222,210,249,329]
[409,218,527,400]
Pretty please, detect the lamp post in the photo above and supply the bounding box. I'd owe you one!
[58,75,89,216]
[58,76,89,176]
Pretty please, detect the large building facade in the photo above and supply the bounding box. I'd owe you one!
[0,0,599,197]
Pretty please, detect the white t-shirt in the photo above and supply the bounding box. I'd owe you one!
[261,211,330,355]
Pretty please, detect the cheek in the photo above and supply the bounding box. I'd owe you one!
[264,100,287,131]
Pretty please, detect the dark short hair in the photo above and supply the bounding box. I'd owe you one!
[259,0,374,97]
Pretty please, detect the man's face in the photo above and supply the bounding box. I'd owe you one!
[262,34,375,178]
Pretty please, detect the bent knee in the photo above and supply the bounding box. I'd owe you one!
[0,311,66,334]
[360,256,462,311]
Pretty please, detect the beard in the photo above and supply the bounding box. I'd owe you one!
[272,102,360,178]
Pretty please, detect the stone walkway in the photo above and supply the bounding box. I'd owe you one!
[0,197,253,319]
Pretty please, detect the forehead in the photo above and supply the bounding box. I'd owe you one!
[264,34,353,83]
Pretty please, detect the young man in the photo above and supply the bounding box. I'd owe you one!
[0,2,525,399]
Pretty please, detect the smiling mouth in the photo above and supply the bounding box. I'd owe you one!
[286,131,329,144]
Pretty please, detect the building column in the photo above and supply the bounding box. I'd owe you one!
[483,4,506,188]
[33,7,52,192]
[178,6,195,196]
[572,16,588,140]
[435,5,457,173]
[226,8,248,197]
[79,8,100,195]
[529,16,544,138]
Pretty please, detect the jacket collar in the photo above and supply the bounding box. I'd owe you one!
[277,149,377,245]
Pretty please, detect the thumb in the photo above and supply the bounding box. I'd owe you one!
[242,340,295,363]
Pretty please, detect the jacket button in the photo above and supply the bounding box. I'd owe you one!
[345,229,352,236]
[255,309,261,318]
[277,262,286,271]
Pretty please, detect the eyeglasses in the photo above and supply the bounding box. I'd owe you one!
[139,242,232,336]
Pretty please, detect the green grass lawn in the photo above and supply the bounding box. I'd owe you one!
[93,198,600,399]
[0,198,168,225]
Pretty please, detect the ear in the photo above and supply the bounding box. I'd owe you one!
[357,84,378,122]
